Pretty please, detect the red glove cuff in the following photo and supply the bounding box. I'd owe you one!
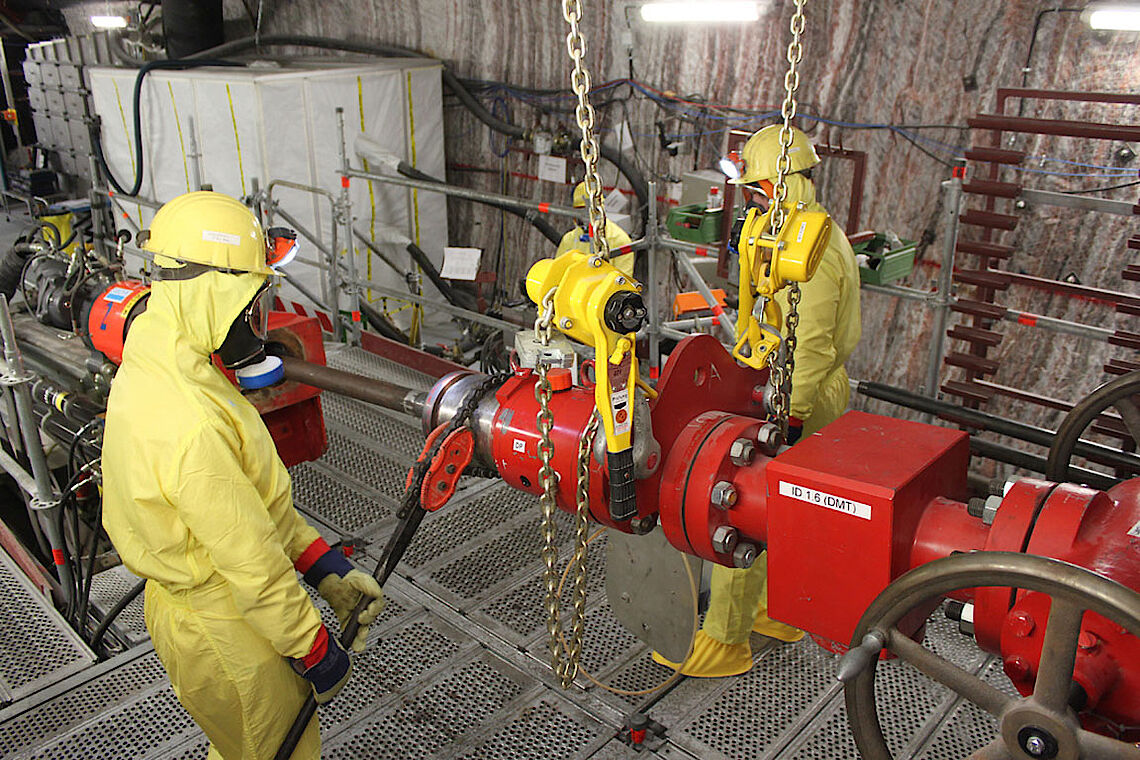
[302,624,330,669]
[295,538,333,574]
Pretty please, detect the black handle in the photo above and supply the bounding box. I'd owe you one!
[275,507,427,760]
[607,447,637,522]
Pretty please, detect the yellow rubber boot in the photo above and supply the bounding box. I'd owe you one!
[650,562,766,677]
[651,630,753,677]
[752,558,804,642]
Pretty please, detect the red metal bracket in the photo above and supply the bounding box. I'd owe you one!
[408,424,475,511]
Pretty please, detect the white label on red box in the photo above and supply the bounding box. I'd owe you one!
[779,481,872,520]
[1129,520,1140,539]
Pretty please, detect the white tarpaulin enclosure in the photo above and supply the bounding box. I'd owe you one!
[87,60,448,326]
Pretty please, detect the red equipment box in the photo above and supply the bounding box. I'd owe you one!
[765,411,970,649]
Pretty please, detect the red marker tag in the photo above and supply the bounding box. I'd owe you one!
[538,202,550,213]
[649,366,660,380]
[1017,314,1037,326]
[52,549,66,565]
[694,247,709,257]
[711,304,726,317]
[341,176,350,188]
[351,310,362,322]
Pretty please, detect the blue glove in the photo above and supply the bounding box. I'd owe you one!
[291,624,351,704]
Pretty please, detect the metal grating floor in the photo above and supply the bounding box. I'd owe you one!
[0,347,1013,759]
[0,540,95,706]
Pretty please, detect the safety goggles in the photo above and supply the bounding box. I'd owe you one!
[246,281,274,340]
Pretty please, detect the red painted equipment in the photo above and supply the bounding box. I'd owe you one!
[87,285,329,468]
[419,333,1140,742]
[85,280,151,364]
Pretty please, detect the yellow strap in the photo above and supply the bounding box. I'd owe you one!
[357,76,377,302]
[224,84,246,195]
[167,82,191,193]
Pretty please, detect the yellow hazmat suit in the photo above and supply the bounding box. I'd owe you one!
[102,270,325,759]
[555,220,635,275]
[655,172,862,677]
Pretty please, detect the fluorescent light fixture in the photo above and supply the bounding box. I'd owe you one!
[1083,3,1140,30]
[640,1,760,23]
[90,15,128,29]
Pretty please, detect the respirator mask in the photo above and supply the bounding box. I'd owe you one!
[216,281,284,390]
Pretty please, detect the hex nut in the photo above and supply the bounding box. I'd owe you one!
[729,438,756,467]
[733,542,758,568]
[756,422,784,455]
[982,494,1002,525]
[711,481,738,509]
[711,525,738,554]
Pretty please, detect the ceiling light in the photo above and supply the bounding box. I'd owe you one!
[1083,3,1140,30]
[640,1,760,23]
[90,15,128,29]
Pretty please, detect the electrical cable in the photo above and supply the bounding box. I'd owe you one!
[89,577,146,652]
[187,34,651,233]
[1059,179,1140,195]
[90,58,243,197]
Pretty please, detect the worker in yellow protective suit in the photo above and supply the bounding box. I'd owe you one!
[101,191,385,759]
[654,125,862,677]
[555,181,635,275]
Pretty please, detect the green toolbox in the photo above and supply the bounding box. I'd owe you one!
[854,233,917,285]
[666,203,723,244]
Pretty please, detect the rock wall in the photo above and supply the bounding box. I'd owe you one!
[67,1,1140,471]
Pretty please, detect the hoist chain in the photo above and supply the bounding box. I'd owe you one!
[768,0,808,436]
[562,0,610,262]
[534,289,593,688]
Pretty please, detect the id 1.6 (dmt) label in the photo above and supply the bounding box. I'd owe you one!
[778,481,872,520]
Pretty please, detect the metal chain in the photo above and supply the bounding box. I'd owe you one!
[767,0,808,436]
[562,0,610,262]
[563,414,599,681]
[534,288,593,688]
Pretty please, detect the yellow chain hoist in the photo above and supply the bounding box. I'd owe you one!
[526,251,645,518]
[731,200,830,369]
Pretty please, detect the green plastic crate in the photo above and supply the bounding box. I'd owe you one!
[855,234,917,285]
[666,203,723,244]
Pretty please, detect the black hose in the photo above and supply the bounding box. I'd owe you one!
[406,241,476,311]
[397,162,562,245]
[356,300,410,345]
[0,242,35,301]
[90,59,242,197]
[37,221,62,249]
[89,577,146,652]
[186,35,651,232]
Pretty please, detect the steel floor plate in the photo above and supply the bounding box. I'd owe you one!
[0,348,1014,758]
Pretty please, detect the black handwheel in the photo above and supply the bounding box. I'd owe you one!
[845,552,1140,760]
[1046,372,1140,486]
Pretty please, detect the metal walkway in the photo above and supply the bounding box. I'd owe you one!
[0,346,1014,759]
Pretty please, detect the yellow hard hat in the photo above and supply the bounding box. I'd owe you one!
[572,181,589,208]
[141,191,272,275]
[729,125,820,186]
